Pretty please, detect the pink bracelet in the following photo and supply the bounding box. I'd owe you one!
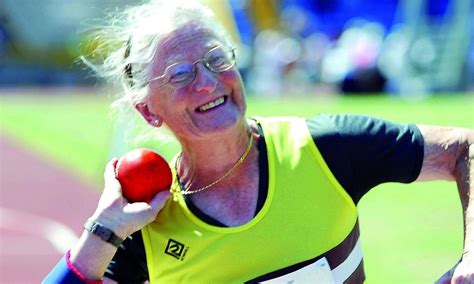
[66,250,103,284]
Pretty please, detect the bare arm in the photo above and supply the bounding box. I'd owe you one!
[416,125,474,282]
[416,124,473,242]
[416,125,472,183]
[69,159,170,281]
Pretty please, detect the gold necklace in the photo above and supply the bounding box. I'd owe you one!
[175,133,254,195]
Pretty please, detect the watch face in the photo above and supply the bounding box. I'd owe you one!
[85,220,123,247]
[92,223,112,240]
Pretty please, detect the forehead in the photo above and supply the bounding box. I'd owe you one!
[154,23,223,68]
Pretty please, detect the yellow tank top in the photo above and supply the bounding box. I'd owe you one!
[142,117,359,283]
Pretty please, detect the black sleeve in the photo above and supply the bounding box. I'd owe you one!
[104,231,149,283]
[306,114,424,204]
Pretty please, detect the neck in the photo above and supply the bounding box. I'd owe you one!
[176,119,256,191]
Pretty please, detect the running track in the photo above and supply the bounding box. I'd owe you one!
[0,134,100,283]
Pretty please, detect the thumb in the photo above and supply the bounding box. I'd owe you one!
[149,190,171,214]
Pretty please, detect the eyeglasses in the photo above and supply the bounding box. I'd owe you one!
[149,45,236,88]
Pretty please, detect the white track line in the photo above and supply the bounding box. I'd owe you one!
[0,207,79,254]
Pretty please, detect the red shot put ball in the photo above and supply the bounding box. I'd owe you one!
[115,148,172,203]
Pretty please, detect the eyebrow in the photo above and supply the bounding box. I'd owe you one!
[162,44,221,66]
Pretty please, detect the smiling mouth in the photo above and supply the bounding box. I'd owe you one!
[196,96,227,113]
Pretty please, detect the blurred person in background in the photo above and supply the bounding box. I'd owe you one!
[44,1,473,283]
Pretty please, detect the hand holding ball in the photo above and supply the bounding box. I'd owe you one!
[115,149,172,203]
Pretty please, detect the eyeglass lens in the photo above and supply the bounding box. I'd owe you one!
[164,46,235,87]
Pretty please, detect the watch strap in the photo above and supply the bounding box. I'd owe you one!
[83,218,124,248]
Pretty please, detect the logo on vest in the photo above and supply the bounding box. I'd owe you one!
[165,238,189,261]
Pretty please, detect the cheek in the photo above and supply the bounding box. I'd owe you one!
[221,70,246,113]
[146,89,175,117]
[146,94,164,115]
[221,69,245,93]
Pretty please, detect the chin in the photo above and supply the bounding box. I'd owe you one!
[206,116,242,135]
[193,98,246,137]
[197,113,246,139]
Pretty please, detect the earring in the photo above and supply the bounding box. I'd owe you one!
[152,118,162,127]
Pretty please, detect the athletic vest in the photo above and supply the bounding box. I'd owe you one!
[142,117,364,283]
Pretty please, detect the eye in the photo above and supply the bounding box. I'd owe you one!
[207,54,227,68]
[170,70,191,82]
[167,64,193,83]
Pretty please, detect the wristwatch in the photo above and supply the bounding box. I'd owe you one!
[83,218,124,248]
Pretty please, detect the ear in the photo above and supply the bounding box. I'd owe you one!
[135,103,163,127]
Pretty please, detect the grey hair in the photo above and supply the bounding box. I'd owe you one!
[82,0,235,148]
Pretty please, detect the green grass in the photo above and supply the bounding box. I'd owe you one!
[1,92,473,283]
[0,93,113,184]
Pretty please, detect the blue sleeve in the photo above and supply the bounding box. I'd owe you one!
[42,255,85,284]
[306,114,424,204]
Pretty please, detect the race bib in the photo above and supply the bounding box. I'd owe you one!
[261,257,335,284]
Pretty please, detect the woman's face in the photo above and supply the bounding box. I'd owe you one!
[143,23,247,141]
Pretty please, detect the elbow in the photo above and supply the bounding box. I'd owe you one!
[452,128,474,180]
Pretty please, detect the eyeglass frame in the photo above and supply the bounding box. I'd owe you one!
[147,45,237,88]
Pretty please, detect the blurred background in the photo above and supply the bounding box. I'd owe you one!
[0,0,473,283]
[1,0,473,94]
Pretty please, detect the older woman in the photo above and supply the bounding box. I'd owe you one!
[44,1,473,283]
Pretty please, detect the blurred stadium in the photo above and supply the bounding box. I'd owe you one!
[0,0,473,283]
[1,0,473,93]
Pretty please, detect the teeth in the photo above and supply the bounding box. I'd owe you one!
[198,97,225,112]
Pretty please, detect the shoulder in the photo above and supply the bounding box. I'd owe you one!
[304,114,424,202]
[306,114,422,144]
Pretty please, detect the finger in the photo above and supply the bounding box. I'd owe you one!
[149,190,171,214]
[123,192,170,229]
[123,191,170,220]
[104,158,119,182]
[103,158,122,196]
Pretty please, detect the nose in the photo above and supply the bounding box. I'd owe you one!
[192,63,218,94]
